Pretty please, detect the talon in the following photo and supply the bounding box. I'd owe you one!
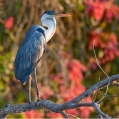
[28,101,32,110]
[4,104,11,107]
[28,100,31,103]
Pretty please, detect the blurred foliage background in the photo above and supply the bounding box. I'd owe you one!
[0,0,119,118]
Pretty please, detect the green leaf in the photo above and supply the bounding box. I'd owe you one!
[77,4,85,12]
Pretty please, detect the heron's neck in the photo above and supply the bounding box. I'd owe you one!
[42,18,56,42]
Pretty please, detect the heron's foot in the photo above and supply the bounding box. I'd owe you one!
[4,104,11,107]
[28,100,32,110]
[37,97,41,101]
[28,100,31,103]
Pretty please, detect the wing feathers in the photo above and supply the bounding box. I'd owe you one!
[14,26,46,83]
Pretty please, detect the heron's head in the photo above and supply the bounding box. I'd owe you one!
[41,10,71,24]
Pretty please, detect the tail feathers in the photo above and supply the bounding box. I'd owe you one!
[16,75,29,84]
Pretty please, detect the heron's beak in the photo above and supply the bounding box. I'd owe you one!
[55,13,71,17]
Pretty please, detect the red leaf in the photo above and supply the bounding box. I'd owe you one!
[4,16,14,30]
[25,110,44,118]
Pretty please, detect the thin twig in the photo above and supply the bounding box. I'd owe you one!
[93,40,109,78]
[60,111,69,119]
[106,93,119,97]
[93,40,110,103]
[92,102,111,119]
[68,114,80,119]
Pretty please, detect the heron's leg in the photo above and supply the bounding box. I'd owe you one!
[28,75,32,102]
[33,67,40,101]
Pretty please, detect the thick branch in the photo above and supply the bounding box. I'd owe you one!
[0,74,119,118]
[0,101,92,118]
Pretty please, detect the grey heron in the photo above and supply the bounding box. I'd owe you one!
[14,10,71,102]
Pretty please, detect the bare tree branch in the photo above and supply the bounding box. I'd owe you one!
[92,102,111,119]
[0,74,119,118]
[69,74,119,103]
[60,111,68,119]
[93,40,110,104]
[93,40,109,78]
